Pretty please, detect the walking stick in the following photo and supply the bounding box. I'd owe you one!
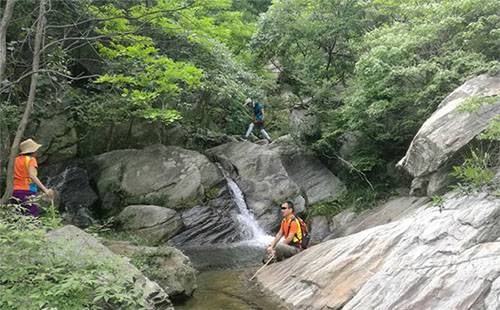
[249,253,275,281]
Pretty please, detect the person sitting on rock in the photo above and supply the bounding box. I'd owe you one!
[242,98,272,143]
[265,201,302,262]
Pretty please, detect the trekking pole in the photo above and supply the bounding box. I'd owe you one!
[249,253,275,282]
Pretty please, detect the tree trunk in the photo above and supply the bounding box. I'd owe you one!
[0,0,17,196]
[1,0,46,204]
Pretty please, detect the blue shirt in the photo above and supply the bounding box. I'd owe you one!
[253,102,263,120]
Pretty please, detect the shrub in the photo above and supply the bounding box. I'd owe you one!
[0,205,146,310]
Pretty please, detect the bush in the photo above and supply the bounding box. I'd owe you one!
[0,205,146,310]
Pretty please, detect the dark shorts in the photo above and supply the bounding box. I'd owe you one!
[254,119,265,129]
[11,190,39,217]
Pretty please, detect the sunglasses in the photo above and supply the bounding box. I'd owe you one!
[280,207,289,210]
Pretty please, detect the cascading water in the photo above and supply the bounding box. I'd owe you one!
[175,165,282,310]
[216,163,273,246]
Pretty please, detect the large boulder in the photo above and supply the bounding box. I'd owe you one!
[207,142,345,230]
[102,240,197,301]
[117,205,183,245]
[48,225,174,310]
[256,192,500,310]
[92,144,224,214]
[398,74,500,196]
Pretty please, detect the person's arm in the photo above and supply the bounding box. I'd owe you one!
[267,230,283,254]
[28,166,54,198]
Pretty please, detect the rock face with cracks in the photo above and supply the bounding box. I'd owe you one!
[256,193,500,310]
[397,74,500,195]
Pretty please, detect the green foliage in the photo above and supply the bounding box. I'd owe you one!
[450,148,495,194]
[429,194,445,212]
[457,95,500,113]
[204,187,220,200]
[479,116,500,141]
[308,185,379,218]
[311,0,500,184]
[308,200,344,218]
[0,206,146,310]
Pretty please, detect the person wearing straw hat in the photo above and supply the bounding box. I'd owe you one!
[11,138,54,217]
[242,98,272,143]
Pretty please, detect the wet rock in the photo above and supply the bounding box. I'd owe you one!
[45,166,98,227]
[172,197,244,246]
[207,142,345,230]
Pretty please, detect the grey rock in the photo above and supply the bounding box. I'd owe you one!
[78,118,162,157]
[26,114,78,163]
[48,225,174,310]
[281,153,346,205]
[117,205,183,245]
[328,196,429,239]
[398,74,500,194]
[92,144,223,214]
[102,240,197,300]
[207,142,345,230]
[310,215,330,243]
[208,142,301,230]
[172,197,244,246]
[257,193,500,310]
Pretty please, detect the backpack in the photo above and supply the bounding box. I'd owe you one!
[288,216,311,249]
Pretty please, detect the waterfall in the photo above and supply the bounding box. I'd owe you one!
[216,164,273,246]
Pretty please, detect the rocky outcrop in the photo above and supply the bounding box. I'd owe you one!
[282,153,346,205]
[92,144,224,214]
[398,74,500,196]
[172,196,244,246]
[78,118,163,157]
[257,192,500,310]
[327,196,429,240]
[48,225,174,310]
[26,112,78,163]
[117,205,183,245]
[102,240,197,301]
[207,142,345,230]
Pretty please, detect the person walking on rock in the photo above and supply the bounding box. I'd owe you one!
[11,138,54,217]
[266,201,302,261]
[242,98,272,143]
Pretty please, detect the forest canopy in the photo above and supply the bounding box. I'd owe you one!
[1,0,499,198]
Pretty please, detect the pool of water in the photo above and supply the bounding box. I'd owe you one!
[174,244,286,310]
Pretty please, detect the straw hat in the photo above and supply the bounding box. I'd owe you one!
[20,139,42,154]
[245,98,253,105]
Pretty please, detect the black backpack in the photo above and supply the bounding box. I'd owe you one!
[288,216,311,249]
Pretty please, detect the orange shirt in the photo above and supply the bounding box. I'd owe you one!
[13,155,38,192]
[280,215,299,240]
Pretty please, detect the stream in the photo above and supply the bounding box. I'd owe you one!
[174,166,285,310]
